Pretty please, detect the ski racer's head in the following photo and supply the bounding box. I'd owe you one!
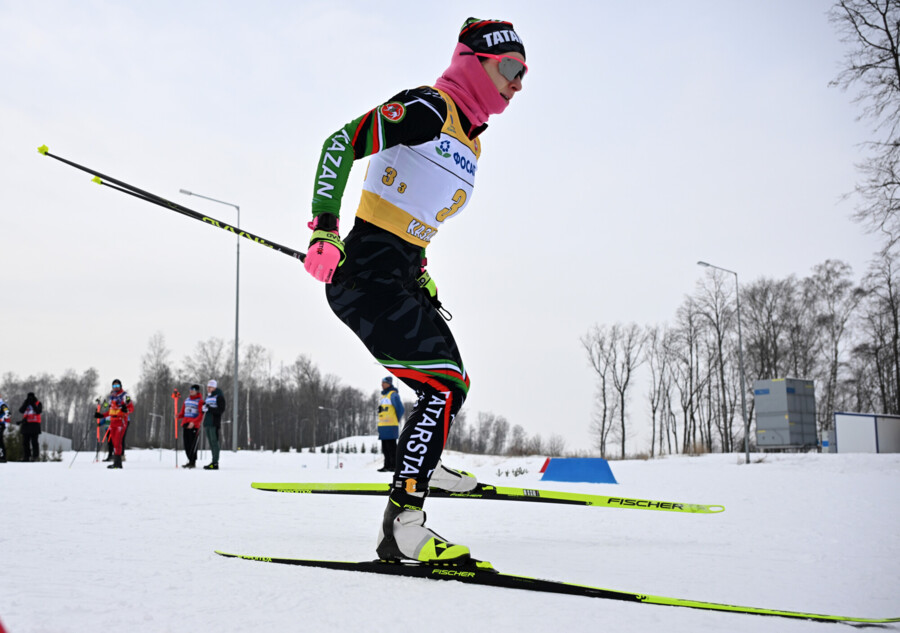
[458,17,526,101]
[111,379,122,392]
[435,17,526,126]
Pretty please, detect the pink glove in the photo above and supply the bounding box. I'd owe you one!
[304,215,345,283]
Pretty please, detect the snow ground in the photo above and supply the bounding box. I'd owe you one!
[2,442,898,633]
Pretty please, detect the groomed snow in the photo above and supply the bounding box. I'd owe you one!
[3,442,898,632]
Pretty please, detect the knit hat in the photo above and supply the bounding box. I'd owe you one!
[382,376,393,385]
[458,17,525,60]
[190,384,201,392]
[208,379,217,388]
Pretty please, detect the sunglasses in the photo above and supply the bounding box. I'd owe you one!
[474,53,527,81]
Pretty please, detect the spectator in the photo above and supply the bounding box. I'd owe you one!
[95,379,134,469]
[376,376,405,472]
[176,384,204,469]
[202,379,226,470]
[18,392,42,462]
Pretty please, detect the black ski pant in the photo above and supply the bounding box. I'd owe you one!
[327,221,469,495]
[183,427,199,463]
[381,438,397,470]
[21,424,40,461]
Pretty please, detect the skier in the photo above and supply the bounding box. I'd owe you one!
[18,392,43,461]
[376,377,404,472]
[176,384,204,469]
[201,379,226,470]
[302,17,526,563]
[0,394,10,463]
[95,379,134,469]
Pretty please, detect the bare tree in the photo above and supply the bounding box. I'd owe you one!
[546,433,567,456]
[807,260,866,427]
[506,424,529,456]
[743,277,795,379]
[525,433,545,456]
[610,322,646,458]
[644,325,674,457]
[670,297,709,454]
[850,250,900,412]
[488,413,510,455]
[867,249,900,412]
[182,338,227,385]
[695,271,741,452]
[136,332,174,447]
[237,343,272,449]
[472,412,495,454]
[581,324,617,457]
[830,0,900,248]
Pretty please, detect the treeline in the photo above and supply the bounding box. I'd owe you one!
[1,368,100,443]
[582,254,898,458]
[446,411,567,457]
[1,332,563,456]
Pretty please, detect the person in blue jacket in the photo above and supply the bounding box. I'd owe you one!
[377,377,405,472]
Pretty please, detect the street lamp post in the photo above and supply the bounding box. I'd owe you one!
[697,261,751,463]
[180,188,240,453]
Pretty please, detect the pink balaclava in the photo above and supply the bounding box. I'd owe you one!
[434,18,526,128]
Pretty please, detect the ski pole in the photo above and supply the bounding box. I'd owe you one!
[95,428,111,462]
[172,389,180,469]
[68,403,99,469]
[37,145,306,262]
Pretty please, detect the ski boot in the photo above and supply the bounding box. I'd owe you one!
[183,461,196,469]
[203,463,218,470]
[376,485,470,564]
[429,460,477,493]
[107,455,123,469]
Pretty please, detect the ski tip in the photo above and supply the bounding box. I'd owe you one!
[709,505,725,513]
[37,144,49,155]
[92,176,103,185]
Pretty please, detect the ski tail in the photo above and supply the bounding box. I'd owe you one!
[214,551,898,624]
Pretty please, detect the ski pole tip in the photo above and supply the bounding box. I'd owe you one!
[37,145,49,155]
[92,176,103,185]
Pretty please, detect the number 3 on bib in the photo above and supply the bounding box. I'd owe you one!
[437,189,467,222]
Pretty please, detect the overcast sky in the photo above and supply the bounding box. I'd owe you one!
[1,1,881,452]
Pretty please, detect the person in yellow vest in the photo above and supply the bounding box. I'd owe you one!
[302,17,526,564]
[377,377,405,473]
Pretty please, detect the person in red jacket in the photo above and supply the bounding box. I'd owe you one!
[95,379,134,469]
[18,392,43,462]
[176,384,204,469]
